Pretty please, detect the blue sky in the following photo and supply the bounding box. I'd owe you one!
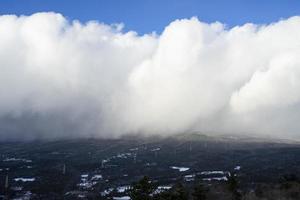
[0,0,299,34]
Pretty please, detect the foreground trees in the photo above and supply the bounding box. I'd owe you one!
[129,176,155,200]
[154,183,189,200]
[128,174,300,200]
[192,184,208,200]
[129,177,202,200]
[227,172,241,200]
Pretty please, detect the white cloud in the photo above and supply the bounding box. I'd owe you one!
[1,13,300,140]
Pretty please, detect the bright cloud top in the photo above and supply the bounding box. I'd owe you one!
[1,12,300,140]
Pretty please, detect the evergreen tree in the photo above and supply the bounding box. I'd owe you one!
[227,172,241,200]
[171,183,188,200]
[153,183,188,200]
[192,183,207,200]
[129,176,155,200]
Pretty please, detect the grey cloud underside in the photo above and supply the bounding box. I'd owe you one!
[1,12,300,140]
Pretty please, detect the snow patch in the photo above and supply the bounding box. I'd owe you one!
[202,176,228,181]
[4,158,32,163]
[113,196,131,200]
[200,171,226,175]
[14,178,35,182]
[170,166,190,172]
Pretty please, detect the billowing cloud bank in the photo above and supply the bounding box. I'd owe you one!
[1,12,300,140]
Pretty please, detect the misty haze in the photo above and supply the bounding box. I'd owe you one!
[1,1,300,200]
